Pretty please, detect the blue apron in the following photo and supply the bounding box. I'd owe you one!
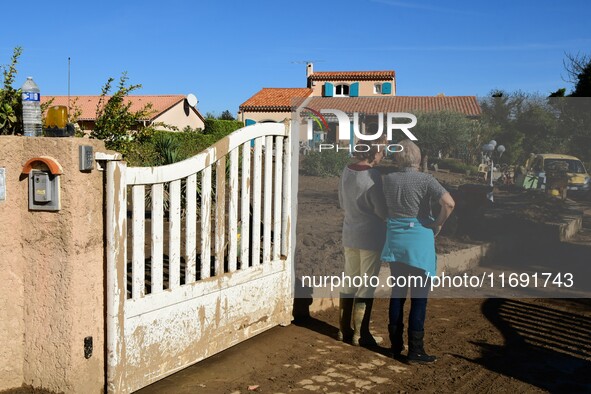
[381,217,437,276]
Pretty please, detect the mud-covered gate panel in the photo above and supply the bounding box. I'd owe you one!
[105,123,293,393]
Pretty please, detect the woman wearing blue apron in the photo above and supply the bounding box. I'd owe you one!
[381,139,455,363]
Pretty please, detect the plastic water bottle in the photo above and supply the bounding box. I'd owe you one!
[22,77,42,137]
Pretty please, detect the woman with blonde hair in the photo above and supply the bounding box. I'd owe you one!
[381,139,455,363]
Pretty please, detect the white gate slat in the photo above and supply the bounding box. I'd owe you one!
[151,183,164,294]
[273,137,284,260]
[169,180,181,289]
[215,157,226,276]
[281,130,291,257]
[240,142,251,269]
[251,137,263,266]
[201,166,212,279]
[185,174,197,284]
[106,161,127,392]
[132,185,145,299]
[263,136,273,263]
[228,148,239,272]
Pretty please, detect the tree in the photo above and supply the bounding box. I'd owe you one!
[548,88,566,98]
[218,110,235,120]
[410,111,484,171]
[513,98,562,155]
[480,91,534,164]
[480,90,587,164]
[570,61,591,97]
[90,72,154,155]
[562,52,591,97]
[0,47,23,135]
[555,53,591,161]
[550,53,591,97]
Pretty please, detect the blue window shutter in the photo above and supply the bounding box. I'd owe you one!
[350,82,359,97]
[324,82,334,97]
[382,82,392,95]
[245,119,256,146]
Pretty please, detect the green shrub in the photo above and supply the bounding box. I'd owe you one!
[124,139,158,167]
[436,158,479,175]
[302,150,352,177]
[0,47,23,135]
[91,73,154,156]
[127,124,244,167]
[153,132,185,164]
[203,119,243,136]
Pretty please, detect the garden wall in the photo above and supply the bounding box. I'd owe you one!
[0,136,107,393]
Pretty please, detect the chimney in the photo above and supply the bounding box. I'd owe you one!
[306,62,314,78]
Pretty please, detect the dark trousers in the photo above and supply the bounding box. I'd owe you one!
[388,263,430,332]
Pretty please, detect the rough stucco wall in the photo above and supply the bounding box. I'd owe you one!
[0,136,106,393]
[0,136,26,389]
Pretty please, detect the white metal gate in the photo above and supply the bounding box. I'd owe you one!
[105,123,294,393]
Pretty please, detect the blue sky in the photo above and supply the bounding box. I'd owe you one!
[2,0,590,115]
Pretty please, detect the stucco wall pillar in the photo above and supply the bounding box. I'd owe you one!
[0,136,107,393]
[0,136,26,389]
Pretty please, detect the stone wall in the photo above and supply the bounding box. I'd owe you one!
[0,136,107,393]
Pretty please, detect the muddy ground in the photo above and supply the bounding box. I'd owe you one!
[136,173,591,393]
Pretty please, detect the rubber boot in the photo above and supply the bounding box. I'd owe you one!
[352,299,383,347]
[337,295,354,342]
[407,330,437,363]
[388,324,404,357]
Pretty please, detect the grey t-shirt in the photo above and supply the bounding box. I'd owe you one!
[382,168,448,220]
[338,165,387,251]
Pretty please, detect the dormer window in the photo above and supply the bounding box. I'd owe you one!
[377,82,393,95]
[335,84,350,97]
[323,82,359,97]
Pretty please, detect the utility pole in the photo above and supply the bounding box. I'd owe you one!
[68,57,71,116]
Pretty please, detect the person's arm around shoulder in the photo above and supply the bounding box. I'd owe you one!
[338,168,346,210]
[431,192,455,237]
[368,171,388,220]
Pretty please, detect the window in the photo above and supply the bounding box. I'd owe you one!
[375,82,392,95]
[335,84,350,97]
[545,158,586,174]
[532,158,543,172]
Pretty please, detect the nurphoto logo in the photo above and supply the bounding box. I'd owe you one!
[303,108,418,153]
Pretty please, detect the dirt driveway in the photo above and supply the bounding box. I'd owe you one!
[138,296,590,393]
[138,175,591,393]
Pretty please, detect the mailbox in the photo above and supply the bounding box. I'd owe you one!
[22,156,62,211]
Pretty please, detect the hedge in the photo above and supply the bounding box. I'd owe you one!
[435,158,479,175]
[203,119,244,136]
[125,119,244,167]
[301,150,352,177]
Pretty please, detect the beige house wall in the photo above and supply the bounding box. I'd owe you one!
[0,136,107,393]
[309,79,396,97]
[152,100,205,131]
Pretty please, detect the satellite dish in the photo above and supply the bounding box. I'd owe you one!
[186,93,198,107]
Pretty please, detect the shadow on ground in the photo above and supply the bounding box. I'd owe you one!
[456,298,591,392]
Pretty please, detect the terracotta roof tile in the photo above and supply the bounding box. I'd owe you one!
[41,95,189,121]
[239,88,313,111]
[308,71,395,81]
[304,96,481,117]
